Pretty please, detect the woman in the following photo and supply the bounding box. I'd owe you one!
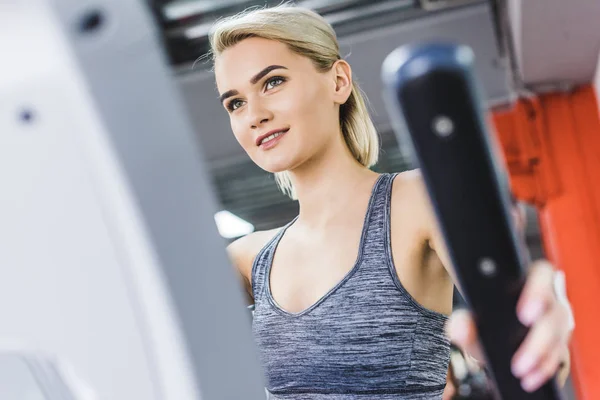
[209,4,573,399]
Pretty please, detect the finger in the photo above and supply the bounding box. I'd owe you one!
[512,305,568,378]
[517,260,556,326]
[557,347,571,387]
[442,380,455,400]
[446,309,485,362]
[520,345,567,392]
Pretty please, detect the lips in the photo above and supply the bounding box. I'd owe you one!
[256,128,289,146]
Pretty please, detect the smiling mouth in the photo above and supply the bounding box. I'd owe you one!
[258,128,289,146]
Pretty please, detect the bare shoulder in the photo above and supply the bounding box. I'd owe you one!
[390,169,432,219]
[389,169,441,250]
[227,228,282,282]
[392,168,426,190]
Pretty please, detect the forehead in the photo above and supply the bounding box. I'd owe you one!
[214,37,310,92]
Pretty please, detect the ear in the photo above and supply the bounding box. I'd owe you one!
[331,60,353,105]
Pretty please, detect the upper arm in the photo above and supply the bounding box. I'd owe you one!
[400,170,459,285]
[388,170,455,315]
[226,228,281,304]
[227,237,255,303]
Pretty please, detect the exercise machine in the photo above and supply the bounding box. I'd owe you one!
[0,1,265,399]
[2,0,600,399]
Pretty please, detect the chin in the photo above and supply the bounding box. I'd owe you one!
[252,154,300,174]
[258,162,294,174]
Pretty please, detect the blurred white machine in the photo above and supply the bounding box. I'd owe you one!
[0,0,266,399]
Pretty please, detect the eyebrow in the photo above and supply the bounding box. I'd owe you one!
[219,65,288,104]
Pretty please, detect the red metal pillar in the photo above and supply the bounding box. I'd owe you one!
[492,86,600,400]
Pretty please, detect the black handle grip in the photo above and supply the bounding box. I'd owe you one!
[381,42,563,400]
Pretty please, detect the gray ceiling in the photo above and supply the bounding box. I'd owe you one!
[507,0,600,89]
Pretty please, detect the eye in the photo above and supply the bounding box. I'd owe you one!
[227,99,245,112]
[265,76,285,91]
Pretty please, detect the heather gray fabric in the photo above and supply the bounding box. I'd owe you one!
[251,173,451,399]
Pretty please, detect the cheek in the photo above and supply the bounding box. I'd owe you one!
[277,81,332,128]
[289,83,337,146]
[298,81,327,110]
[230,118,251,147]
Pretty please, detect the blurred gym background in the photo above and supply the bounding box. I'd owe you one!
[148,0,544,262]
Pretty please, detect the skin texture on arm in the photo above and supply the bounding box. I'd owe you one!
[226,228,282,305]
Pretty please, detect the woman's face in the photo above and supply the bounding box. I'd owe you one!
[214,37,349,173]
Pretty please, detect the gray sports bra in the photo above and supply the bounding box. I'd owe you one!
[251,173,451,399]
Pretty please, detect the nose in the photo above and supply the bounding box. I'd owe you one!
[247,100,273,129]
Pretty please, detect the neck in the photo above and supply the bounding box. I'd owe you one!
[288,135,379,230]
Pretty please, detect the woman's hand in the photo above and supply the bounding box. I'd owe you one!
[445,260,573,395]
[411,173,574,397]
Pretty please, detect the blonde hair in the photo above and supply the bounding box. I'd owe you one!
[208,4,379,199]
